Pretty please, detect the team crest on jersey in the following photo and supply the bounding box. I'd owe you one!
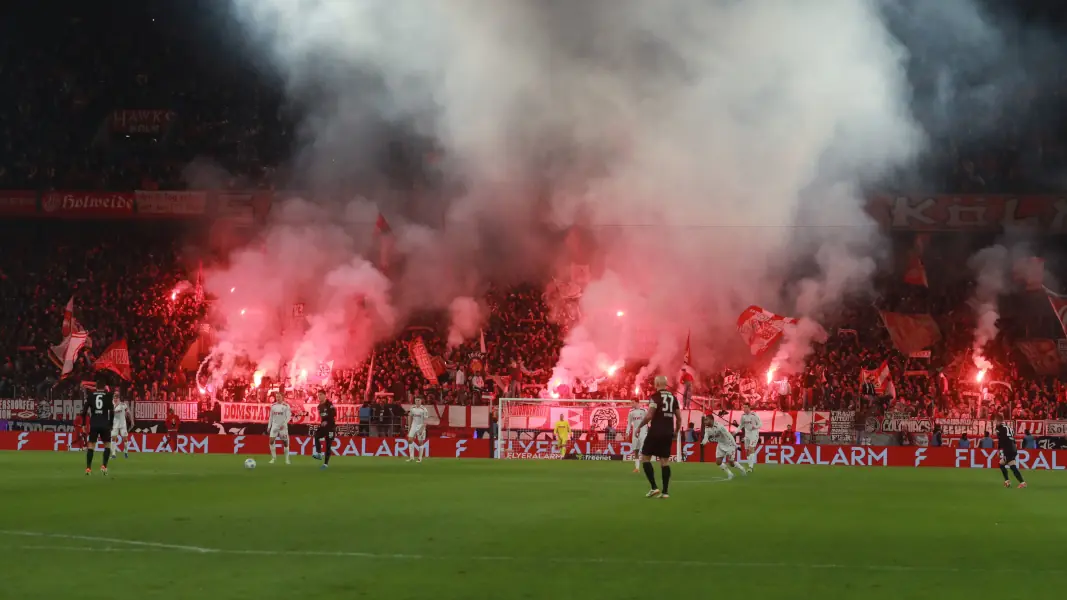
[588,408,619,431]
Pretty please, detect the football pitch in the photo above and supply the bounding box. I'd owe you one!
[0,453,1062,600]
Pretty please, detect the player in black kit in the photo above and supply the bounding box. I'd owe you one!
[82,379,114,475]
[313,390,337,469]
[995,420,1026,489]
[636,375,682,499]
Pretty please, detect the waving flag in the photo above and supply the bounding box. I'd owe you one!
[860,360,896,397]
[61,296,86,338]
[879,311,941,356]
[49,330,89,379]
[375,212,394,272]
[407,337,439,384]
[1045,288,1067,337]
[94,339,132,380]
[736,306,797,356]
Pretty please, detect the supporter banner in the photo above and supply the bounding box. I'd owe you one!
[503,406,825,435]
[866,195,1067,232]
[135,191,207,217]
[909,350,931,359]
[1015,339,1062,375]
[219,402,360,425]
[110,109,175,135]
[41,192,134,216]
[44,399,198,421]
[0,432,491,459]
[879,311,941,356]
[0,399,38,420]
[1046,421,1067,437]
[829,411,856,443]
[0,190,37,215]
[7,419,76,433]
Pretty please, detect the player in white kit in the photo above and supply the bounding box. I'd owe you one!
[738,404,762,473]
[267,392,291,465]
[626,400,648,472]
[110,392,133,459]
[702,413,745,480]
[407,397,429,463]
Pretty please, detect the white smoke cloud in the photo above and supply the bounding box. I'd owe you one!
[224,0,998,388]
[447,296,483,348]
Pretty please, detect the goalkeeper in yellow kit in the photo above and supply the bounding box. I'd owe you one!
[554,416,572,458]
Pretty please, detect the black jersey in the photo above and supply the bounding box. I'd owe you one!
[647,389,679,435]
[318,402,337,429]
[996,423,1017,453]
[83,391,114,430]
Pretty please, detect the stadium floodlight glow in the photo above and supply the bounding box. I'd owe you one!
[616,310,625,317]
[230,287,236,293]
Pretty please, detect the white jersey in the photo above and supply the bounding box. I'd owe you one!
[627,408,648,439]
[112,401,130,429]
[409,406,428,430]
[703,422,736,450]
[739,412,762,442]
[268,402,292,427]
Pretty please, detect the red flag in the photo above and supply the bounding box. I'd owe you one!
[1013,257,1045,292]
[878,311,942,356]
[375,212,394,272]
[860,360,896,397]
[94,339,133,380]
[194,261,205,303]
[1015,339,1062,376]
[736,306,797,356]
[1045,288,1067,337]
[903,235,928,287]
[680,332,694,383]
[61,297,86,337]
[407,337,439,384]
[903,254,928,287]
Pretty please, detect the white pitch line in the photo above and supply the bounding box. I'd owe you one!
[2,531,1066,575]
[0,530,216,553]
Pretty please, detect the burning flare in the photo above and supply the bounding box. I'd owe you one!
[766,365,778,385]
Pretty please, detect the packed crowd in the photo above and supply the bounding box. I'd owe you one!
[3,4,1067,422]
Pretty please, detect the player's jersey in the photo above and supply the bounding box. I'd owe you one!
[704,422,736,449]
[554,420,571,439]
[112,401,130,428]
[647,390,678,436]
[269,402,291,427]
[627,408,648,437]
[996,423,1017,453]
[409,406,428,429]
[319,402,337,429]
[740,412,762,436]
[83,391,114,429]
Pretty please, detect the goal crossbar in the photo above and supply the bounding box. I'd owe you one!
[496,397,682,461]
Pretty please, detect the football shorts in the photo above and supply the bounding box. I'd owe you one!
[268,424,289,439]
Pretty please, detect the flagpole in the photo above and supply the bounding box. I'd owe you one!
[364,351,376,403]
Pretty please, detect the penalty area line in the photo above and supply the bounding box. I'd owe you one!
[2,532,1065,575]
[0,530,217,553]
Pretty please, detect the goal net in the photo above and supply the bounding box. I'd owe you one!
[496,397,683,461]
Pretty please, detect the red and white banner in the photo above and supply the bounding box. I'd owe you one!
[41,192,135,216]
[407,337,439,384]
[219,402,361,425]
[736,305,798,356]
[0,432,491,459]
[94,339,132,380]
[135,191,207,216]
[110,109,175,135]
[0,190,37,215]
[859,360,895,396]
[1015,339,1062,375]
[0,399,37,420]
[879,311,941,356]
[44,399,199,421]
[866,195,1067,232]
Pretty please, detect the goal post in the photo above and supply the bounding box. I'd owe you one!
[495,397,683,461]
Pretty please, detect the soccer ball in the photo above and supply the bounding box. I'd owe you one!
[244,458,257,470]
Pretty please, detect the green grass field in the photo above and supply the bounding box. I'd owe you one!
[0,453,1062,600]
